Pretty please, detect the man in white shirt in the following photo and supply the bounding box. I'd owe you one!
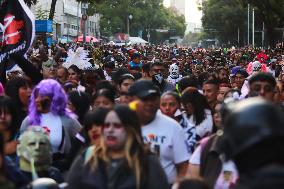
[128,80,189,184]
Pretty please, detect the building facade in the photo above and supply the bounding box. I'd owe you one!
[186,0,203,33]
[31,0,100,42]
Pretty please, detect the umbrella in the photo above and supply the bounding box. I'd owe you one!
[74,36,99,43]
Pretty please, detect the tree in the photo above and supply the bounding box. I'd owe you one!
[36,7,49,20]
[182,32,204,46]
[202,0,284,47]
[240,0,284,45]
[201,0,246,46]
[88,0,186,43]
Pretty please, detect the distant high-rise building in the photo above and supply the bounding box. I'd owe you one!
[170,0,186,16]
[186,0,203,33]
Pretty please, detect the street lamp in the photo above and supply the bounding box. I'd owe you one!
[127,14,133,36]
[81,2,88,44]
[107,20,112,37]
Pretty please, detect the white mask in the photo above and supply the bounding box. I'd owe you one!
[252,61,262,72]
[169,64,179,79]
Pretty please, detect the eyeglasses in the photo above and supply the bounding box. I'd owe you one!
[103,122,123,129]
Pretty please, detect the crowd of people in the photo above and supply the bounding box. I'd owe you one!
[0,40,284,189]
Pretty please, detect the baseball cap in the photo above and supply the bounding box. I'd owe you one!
[128,80,160,99]
[235,69,249,78]
[230,66,241,77]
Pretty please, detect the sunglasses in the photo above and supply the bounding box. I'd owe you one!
[103,122,124,129]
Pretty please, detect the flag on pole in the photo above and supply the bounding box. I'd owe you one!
[0,0,35,64]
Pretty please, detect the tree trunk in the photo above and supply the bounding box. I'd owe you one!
[49,0,57,20]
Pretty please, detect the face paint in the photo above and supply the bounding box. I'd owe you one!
[103,111,127,151]
[17,126,52,171]
[35,95,51,113]
[88,124,102,146]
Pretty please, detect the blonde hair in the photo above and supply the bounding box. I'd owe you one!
[88,125,145,189]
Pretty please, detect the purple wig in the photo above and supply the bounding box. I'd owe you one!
[28,79,69,125]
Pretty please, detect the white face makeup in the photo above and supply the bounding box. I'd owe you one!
[103,111,127,151]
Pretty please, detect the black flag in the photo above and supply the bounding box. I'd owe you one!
[0,0,35,64]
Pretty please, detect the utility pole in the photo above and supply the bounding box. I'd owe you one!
[67,15,70,42]
[238,27,240,46]
[81,3,88,44]
[126,14,133,36]
[247,3,250,46]
[252,8,255,48]
[262,22,265,48]
[147,28,150,43]
[76,1,80,40]
[127,16,129,36]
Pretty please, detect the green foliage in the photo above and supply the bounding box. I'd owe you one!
[202,0,284,46]
[35,7,49,20]
[88,0,186,43]
[182,32,204,46]
[241,0,284,45]
[202,0,246,45]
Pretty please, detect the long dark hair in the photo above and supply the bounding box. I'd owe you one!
[111,105,148,189]
[0,96,19,140]
[0,132,5,174]
[181,89,211,125]
[68,64,82,81]
[68,90,91,124]
[83,108,108,144]
[5,76,31,127]
[92,89,115,104]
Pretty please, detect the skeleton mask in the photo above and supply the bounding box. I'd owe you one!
[169,64,179,79]
[252,61,262,72]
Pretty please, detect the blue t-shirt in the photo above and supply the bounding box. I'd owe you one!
[129,61,142,69]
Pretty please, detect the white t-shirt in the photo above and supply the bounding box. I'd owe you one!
[179,113,197,155]
[142,112,190,184]
[189,143,238,189]
[40,112,63,153]
[188,109,213,139]
[167,75,182,85]
[241,80,249,99]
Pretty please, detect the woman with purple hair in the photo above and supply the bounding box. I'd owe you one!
[20,79,82,170]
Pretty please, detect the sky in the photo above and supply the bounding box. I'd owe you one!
[163,0,202,24]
